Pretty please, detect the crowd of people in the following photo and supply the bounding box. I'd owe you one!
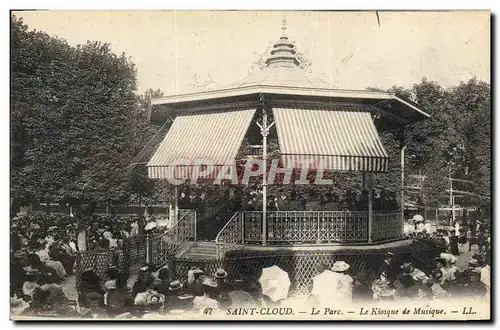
[11,243,491,319]
[10,210,491,319]
[11,261,270,318]
[10,212,171,318]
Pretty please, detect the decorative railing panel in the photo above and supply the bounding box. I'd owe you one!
[242,211,263,243]
[242,211,370,244]
[215,212,243,259]
[75,249,127,283]
[371,211,404,242]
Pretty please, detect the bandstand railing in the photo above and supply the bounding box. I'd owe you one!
[215,210,404,258]
[215,212,243,259]
[372,211,404,242]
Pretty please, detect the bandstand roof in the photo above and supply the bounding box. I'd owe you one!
[145,22,430,180]
[149,31,430,127]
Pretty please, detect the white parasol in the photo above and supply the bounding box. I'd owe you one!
[412,214,424,223]
[258,265,291,302]
[144,222,157,231]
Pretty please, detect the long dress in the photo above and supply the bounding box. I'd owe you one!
[311,270,344,306]
[36,249,66,278]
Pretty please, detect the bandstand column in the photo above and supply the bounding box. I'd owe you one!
[367,172,373,243]
[174,186,179,224]
[399,127,406,234]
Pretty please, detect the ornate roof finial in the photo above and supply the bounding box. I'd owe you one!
[281,12,287,36]
[264,12,300,68]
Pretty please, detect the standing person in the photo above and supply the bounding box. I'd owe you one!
[378,252,397,284]
[458,230,467,254]
[331,261,354,303]
[480,256,491,299]
[449,234,459,256]
[466,228,473,252]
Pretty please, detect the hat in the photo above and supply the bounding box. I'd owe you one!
[411,271,428,282]
[435,257,446,265]
[332,261,350,272]
[158,268,170,281]
[25,266,40,275]
[215,268,228,279]
[169,280,183,291]
[468,258,479,267]
[372,279,396,297]
[201,277,218,288]
[400,262,413,274]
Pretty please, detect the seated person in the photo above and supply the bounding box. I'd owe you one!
[132,266,155,299]
[152,268,172,297]
[22,267,41,300]
[106,273,133,317]
[185,267,205,297]
[192,277,220,313]
[165,280,194,314]
[77,269,104,309]
[34,242,66,279]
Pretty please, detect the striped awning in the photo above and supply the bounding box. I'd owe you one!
[147,108,256,179]
[273,107,389,172]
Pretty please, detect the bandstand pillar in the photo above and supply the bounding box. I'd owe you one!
[399,127,406,233]
[257,93,274,246]
[367,172,373,243]
[174,186,179,224]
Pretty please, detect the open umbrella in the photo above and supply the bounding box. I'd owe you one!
[412,214,424,223]
[258,265,291,302]
[144,222,157,231]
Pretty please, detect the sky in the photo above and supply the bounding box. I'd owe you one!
[14,10,490,95]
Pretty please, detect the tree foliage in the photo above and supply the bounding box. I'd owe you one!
[11,16,139,209]
[369,77,491,210]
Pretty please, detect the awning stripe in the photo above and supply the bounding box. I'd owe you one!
[273,107,389,172]
[147,108,256,179]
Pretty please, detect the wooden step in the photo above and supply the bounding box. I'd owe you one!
[183,252,218,260]
[188,247,217,254]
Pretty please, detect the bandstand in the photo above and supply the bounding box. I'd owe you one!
[142,22,437,293]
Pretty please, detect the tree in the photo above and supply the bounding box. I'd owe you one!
[11,16,139,211]
[368,77,491,210]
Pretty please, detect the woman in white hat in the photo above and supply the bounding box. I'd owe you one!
[332,261,354,303]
